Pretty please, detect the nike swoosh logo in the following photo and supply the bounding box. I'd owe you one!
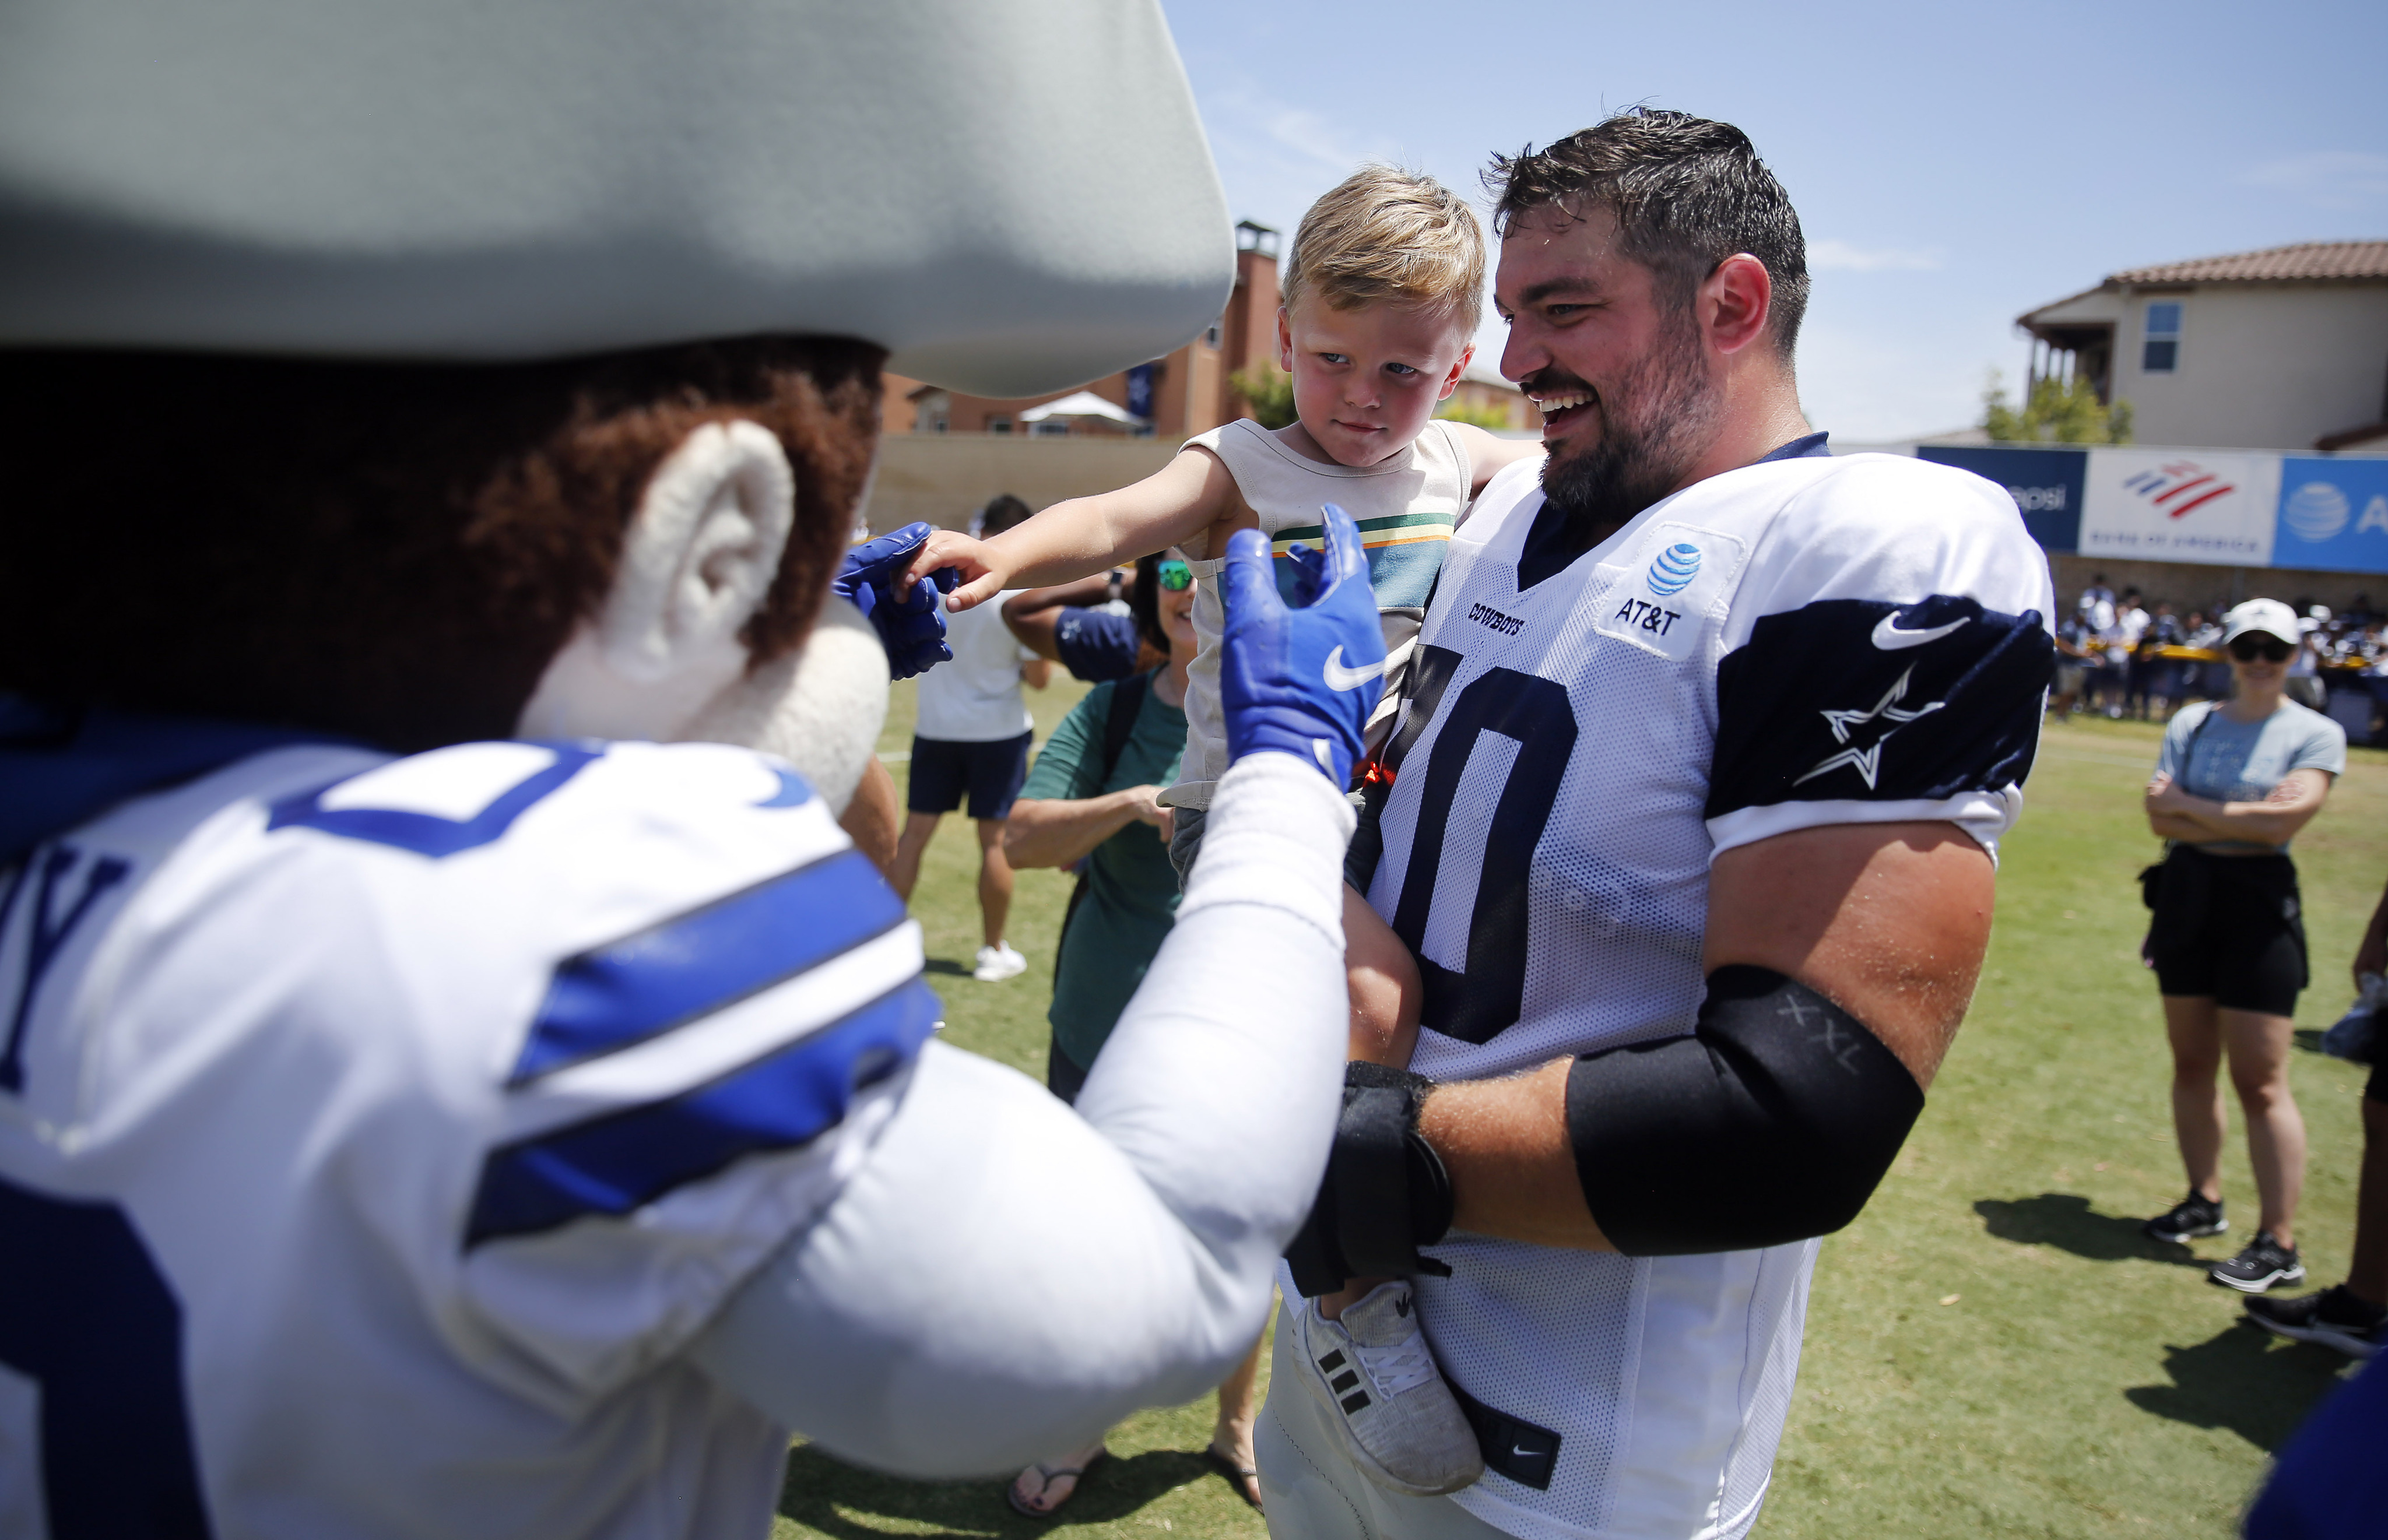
[1512,1445,1539,1459]
[1870,613,1969,651]
[1323,646,1386,691]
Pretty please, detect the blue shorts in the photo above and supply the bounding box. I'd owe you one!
[907,731,1033,820]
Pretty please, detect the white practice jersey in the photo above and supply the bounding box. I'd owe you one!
[0,738,936,1539]
[1361,447,2054,1540]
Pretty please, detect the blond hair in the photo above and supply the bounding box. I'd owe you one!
[1281,166,1484,330]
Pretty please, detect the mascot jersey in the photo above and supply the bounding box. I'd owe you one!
[1360,443,2053,1540]
[0,734,933,1539]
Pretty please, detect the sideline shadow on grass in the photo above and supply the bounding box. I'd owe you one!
[779,1443,1218,1539]
[1975,1193,2207,1267]
[923,958,974,979]
[2122,1322,2354,1451]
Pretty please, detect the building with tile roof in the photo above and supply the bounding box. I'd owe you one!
[2017,240,2388,451]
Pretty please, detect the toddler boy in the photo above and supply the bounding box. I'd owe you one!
[908,166,1543,1496]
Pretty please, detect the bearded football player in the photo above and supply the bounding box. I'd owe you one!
[0,4,1386,1535]
[1259,111,2055,1540]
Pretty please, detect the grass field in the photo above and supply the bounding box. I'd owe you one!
[771,687,2386,1540]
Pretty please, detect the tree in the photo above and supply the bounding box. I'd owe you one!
[1981,370,2133,445]
[1229,365,1298,429]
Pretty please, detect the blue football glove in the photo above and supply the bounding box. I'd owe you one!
[832,522,957,680]
[1218,501,1383,787]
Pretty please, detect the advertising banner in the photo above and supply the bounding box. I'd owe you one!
[2078,448,2281,567]
[2272,457,2388,574]
[1917,445,2084,551]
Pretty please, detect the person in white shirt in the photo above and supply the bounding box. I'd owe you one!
[893,493,1051,982]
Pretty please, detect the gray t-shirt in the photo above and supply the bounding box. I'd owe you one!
[2155,698,2347,853]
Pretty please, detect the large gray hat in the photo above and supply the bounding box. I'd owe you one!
[0,1,1232,395]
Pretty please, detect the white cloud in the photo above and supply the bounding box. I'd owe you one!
[1807,238,1943,273]
[1199,79,1404,202]
[2237,150,2388,209]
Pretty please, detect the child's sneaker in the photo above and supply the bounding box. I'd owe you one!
[1291,1282,1481,1496]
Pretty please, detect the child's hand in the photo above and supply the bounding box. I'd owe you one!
[901,530,1011,613]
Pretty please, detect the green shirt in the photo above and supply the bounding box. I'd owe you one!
[1020,672,1187,1070]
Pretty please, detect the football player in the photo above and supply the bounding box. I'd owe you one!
[1258,111,2056,1539]
[0,4,1383,1536]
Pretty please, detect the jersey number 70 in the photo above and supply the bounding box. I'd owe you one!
[1386,647,1578,1046]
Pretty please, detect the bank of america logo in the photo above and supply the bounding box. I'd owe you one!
[2124,460,2238,519]
[1646,542,1702,596]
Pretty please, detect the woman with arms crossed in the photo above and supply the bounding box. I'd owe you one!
[2142,598,2348,1292]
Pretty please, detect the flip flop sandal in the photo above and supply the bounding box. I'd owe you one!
[1203,1441,1264,1512]
[1007,1450,1110,1520]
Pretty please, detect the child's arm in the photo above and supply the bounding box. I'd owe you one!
[903,446,1242,613]
[1445,421,1546,496]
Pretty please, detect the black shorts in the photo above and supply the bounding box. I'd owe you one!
[906,730,1033,820]
[2149,848,2309,1016]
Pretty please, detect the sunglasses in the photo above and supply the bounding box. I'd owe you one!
[2229,636,2294,663]
[1157,559,1193,592]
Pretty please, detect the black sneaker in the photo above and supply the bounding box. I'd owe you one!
[2144,1191,2227,1244]
[2208,1231,2305,1293]
[2245,1285,2386,1359]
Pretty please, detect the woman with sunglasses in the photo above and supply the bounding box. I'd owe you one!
[2141,598,2348,1292]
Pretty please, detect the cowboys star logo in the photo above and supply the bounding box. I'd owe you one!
[1792,664,1946,790]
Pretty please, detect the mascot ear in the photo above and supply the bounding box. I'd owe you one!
[516,420,795,743]
[601,419,795,680]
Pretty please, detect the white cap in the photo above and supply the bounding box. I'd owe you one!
[2310,604,2333,621]
[2222,599,2302,646]
[0,1,1233,397]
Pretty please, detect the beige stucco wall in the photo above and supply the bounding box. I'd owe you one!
[858,434,1183,536]
[2037,282,2388,451]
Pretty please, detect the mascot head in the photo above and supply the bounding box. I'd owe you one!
[0,1,1231,810]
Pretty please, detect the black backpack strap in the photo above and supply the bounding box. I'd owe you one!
[1097,669,1151,783]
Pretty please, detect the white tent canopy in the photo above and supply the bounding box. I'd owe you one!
[1018,390,1146,426]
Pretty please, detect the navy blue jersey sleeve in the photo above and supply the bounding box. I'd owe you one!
[1706,595,2052,821]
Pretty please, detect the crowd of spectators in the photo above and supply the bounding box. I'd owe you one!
[2052,575,2387,741]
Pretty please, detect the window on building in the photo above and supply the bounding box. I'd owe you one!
[1204,319,1223,350]
[2143,301,2182,374]
[987,415,1012,434]
[1030,419,1070,437]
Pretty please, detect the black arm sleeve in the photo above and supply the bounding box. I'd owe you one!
[1565,965,1924,1256]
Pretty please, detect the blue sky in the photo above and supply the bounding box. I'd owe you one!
[1159,0,2387,442]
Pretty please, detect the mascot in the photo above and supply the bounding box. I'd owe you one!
[0,3,1385,1535]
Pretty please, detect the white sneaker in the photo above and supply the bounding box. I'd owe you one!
[972,942,1027,982]
[1292,1283,1482,1496]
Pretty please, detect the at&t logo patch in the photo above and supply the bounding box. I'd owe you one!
[1594,521,1746,663]
[1646,543,1702,596]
